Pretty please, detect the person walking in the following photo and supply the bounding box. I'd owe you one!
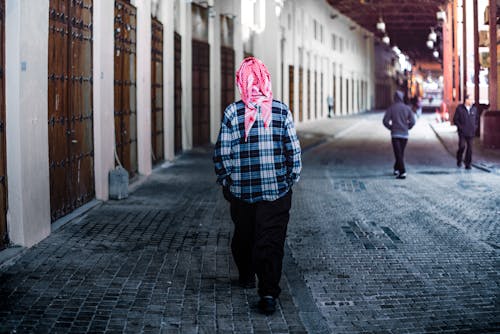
[327,95,334,118]
[383,90,416,179]
[213,57,302,315]
[453,94,478,169]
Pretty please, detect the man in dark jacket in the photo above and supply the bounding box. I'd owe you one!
[383,90,416,179]
[453,94,478,169]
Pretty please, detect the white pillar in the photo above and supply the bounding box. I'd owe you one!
[136,0,152,174]
[233,0,243,101]
[162,0,175,161]
[181,2,192,150]
[254,0,280,99]
[210,1,221,144]
[5,0,51,247]
[93,0,115,200]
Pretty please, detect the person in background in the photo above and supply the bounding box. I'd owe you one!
[453,94,478,169]
[213,57,302,315]
[327,95,334,118]
[383,90,416,179]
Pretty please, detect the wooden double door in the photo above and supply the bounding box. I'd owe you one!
[151,17,164,164]
[174,32,182,154]
[0,0,6,248]
[220,46,235,115]
[114,0,137,176]
[192,40,210,147]
[48,0,94,221]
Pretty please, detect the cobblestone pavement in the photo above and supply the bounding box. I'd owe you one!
[290,112,500,333]
[0,112,499,334]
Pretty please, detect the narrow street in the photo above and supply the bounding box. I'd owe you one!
[0,112,498,333]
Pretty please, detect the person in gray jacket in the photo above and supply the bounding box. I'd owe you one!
[383,90,416,179]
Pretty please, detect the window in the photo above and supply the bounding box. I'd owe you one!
[320,24,323,43]
[339,38,343,53]
[331,34,336,50]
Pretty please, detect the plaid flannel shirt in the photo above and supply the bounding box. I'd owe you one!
[213,100,302,203]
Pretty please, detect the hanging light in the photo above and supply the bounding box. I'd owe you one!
[428,28,437,42]
[436,9,446,23]
[376,17,386,33]
[382,34,390,45]
[433,49,439,58]
[426,39,434,49]
[275,0,284,17]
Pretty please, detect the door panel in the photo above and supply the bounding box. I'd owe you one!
[298,67,303,122]
[114,0,137,175]
[220,46,235,116]
[288,65,294,117]
[151,17,164,164]
[192,39,210,147]
[0,0,6,248]
[174,32,182,154]
[48,0,94,221]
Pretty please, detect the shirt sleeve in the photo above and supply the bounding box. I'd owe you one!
[283,110,302,186]
[408,108,416,129]
[213,107,234,186]
[382,108,392,130]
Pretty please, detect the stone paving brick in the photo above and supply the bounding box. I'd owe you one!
[0,150,308,333]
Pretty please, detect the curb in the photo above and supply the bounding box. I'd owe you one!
[428,122,492,173]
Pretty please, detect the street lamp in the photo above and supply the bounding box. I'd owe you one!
[426,39,434,49]
[382,34,390,45]
[428,27,437,42]
[433,49,439,58]
[436,9,446,23]
[376,17,386,33]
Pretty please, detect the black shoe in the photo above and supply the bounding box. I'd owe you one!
[465,165,472,170]
[457,161,462,168]
[258,296,276,315]
[396,172,407,179]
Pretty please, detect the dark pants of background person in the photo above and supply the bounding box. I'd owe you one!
[328,106,333,117]
[457,135,473,167]
[229,190,292,298]
[391,137,408,174]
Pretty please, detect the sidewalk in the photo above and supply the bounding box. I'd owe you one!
[0,151,310,334]
[429,119,500,173]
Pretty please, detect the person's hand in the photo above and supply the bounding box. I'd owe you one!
[222,186,232,202]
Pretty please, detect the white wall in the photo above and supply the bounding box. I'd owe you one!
[93,0,115,200]
[5,0,51,247]
[136,0,152,175]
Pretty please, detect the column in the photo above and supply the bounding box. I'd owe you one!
[93,0,115,200]
[162,0,175,161]
[443,2,453,109]
[5,0,51,246]
[481,0,500,148]
[136,0,152,175]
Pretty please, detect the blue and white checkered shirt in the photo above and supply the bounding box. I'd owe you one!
[213,100,302,203]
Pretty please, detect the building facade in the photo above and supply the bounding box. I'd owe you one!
[1,0,376,250]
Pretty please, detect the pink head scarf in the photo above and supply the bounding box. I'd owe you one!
[236,57,273,141]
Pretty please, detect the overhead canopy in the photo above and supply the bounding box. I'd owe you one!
[326,0,448,61]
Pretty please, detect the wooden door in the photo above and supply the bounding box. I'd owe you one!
[320,73,324,117]
[48,0,94,221]
[220,46,235,116]
[288,65,294,116]
[332,74,337,115]
[174,32,182,154]
[0,0,6,248]
[307,70,311,120]
[151,17,164,164]
[298,67,303,122]
[114,0,137,175]
[346,78,349,114]
[314,71,317,119]
[192,40,210,147]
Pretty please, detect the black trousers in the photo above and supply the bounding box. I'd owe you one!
[229,191,292,298]
[457,135,473,167]
[391,138,408,174]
